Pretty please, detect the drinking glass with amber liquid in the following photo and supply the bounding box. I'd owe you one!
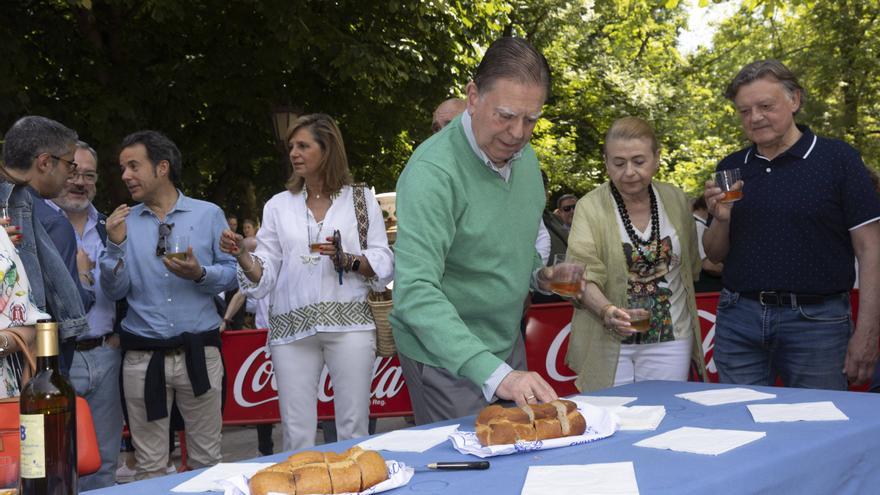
[715,168,742,203]
[309,242,334,253]
[548,254,585,297]
[625,295,653,332]
[165,235,189,261]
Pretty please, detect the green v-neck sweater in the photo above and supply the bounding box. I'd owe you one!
[390,115,545,386]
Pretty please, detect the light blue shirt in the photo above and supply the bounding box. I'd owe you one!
[46,201,115,339]
[99,191,237,339]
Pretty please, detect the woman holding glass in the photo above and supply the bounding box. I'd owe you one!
[565,117,707,391]
[220,114,393,450]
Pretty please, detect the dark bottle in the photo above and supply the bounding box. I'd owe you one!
[19,320,77,495]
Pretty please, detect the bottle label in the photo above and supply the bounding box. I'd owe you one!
[19,414,46,478]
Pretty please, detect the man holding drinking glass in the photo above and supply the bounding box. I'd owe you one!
[99,130,236,479]
[703,60,880,390]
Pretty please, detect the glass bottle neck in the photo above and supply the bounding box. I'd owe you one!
[36,354,60,371]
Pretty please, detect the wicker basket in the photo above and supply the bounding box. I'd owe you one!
[368,290,395,357]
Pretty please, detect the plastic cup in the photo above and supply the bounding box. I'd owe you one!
[625,295,653,332]
[715,168,743,203]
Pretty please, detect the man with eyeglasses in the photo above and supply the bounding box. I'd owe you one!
[554,194,577,230]
[0,115,91,373]
[49,140,122,490]
[392,37,560,424]
[99,130,236,480]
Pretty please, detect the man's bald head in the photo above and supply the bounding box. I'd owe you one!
[432,98,467,133]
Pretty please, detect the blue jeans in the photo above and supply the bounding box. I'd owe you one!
[69,342,123,490]
[713,289,851,390]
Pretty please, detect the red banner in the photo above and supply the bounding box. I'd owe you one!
[221,330,412,424]
[222,290,865,424]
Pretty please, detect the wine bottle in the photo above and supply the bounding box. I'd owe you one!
[19,320,77,495]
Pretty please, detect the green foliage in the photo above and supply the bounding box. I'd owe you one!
[1,0,877,219]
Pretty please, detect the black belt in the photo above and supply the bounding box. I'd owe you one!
[75,335,110,351]
[739,291,843,306]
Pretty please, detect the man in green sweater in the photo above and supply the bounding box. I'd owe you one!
[391,37,560,424]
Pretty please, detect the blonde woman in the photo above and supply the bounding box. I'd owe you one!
[220,114,393,449]
[566,117,707,391]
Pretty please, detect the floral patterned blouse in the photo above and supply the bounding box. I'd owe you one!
[0,231,51,399]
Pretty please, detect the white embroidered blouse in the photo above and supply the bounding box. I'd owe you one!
[239,186,394,345]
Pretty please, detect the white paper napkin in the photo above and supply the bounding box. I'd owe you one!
[613,406,666,431]
[747,401,849,423]
[569,396,638,410]
[521,462,639,495]
[219,460,414,495]
[172,463,274,492]
[675,387,776,406]
[357,424,459,453]
[450,404,617,458]
[634,426,765,456]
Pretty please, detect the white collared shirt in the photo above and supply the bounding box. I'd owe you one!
[45,200,115,338]
[461,110,524,183]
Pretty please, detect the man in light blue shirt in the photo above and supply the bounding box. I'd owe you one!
[51,140,121,490]
[99,130,236,480]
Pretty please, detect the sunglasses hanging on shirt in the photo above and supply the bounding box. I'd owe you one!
[156,222,174,257]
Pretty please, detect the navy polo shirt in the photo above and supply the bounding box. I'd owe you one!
[719,125,880,294]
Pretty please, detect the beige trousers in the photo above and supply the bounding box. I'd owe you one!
[123,347,223,480]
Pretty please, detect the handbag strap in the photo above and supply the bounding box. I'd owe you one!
[5,327,36,386]
[351,183,370,251]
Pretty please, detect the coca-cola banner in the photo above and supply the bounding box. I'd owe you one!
[222,291,864,424]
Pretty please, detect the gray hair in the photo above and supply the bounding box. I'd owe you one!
[75,140,98,165]
[724,60,805,111]
[2,116,78,171]
[120,130,182,184]
[473,37,551,96]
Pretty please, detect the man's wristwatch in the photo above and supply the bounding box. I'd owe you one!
[195,266,207,283]
[0,332,10,357]
[350,257,361,273]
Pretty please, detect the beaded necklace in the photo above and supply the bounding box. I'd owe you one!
[609,181,662,267]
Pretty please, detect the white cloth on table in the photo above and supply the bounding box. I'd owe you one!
[675,387,776,406]
[357,424,460,453]
[747,401,848,423]
[634,426,766,455]
[521,462,639,495]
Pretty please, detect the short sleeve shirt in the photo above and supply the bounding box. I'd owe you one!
[719,126,880,294]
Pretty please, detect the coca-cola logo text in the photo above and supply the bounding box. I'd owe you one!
[232,347,406,409]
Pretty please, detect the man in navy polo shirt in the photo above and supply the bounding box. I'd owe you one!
[703,60,880,390]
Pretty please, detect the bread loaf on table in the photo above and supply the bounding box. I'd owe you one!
[248,446,388,495]
[475,399,587,446]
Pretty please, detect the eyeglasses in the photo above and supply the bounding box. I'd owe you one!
[156,222,174,257]
[561,205,576,212]
[50,154,78,172]
[68,172,98,184]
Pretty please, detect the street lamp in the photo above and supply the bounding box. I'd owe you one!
[271,106,299,147]
[271,106,298,181]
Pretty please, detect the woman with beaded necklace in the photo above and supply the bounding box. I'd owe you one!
[564,117,707,391]
[220,113,393,450]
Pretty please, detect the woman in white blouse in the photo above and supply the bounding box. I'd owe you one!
[220,114,393,450]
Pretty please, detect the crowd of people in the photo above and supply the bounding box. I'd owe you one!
[1,35,878,489]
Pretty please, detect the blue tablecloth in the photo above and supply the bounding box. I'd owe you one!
[85,380,880,494]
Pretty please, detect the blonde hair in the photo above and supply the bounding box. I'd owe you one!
[603,116,659,155]
[285,113,353,195]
